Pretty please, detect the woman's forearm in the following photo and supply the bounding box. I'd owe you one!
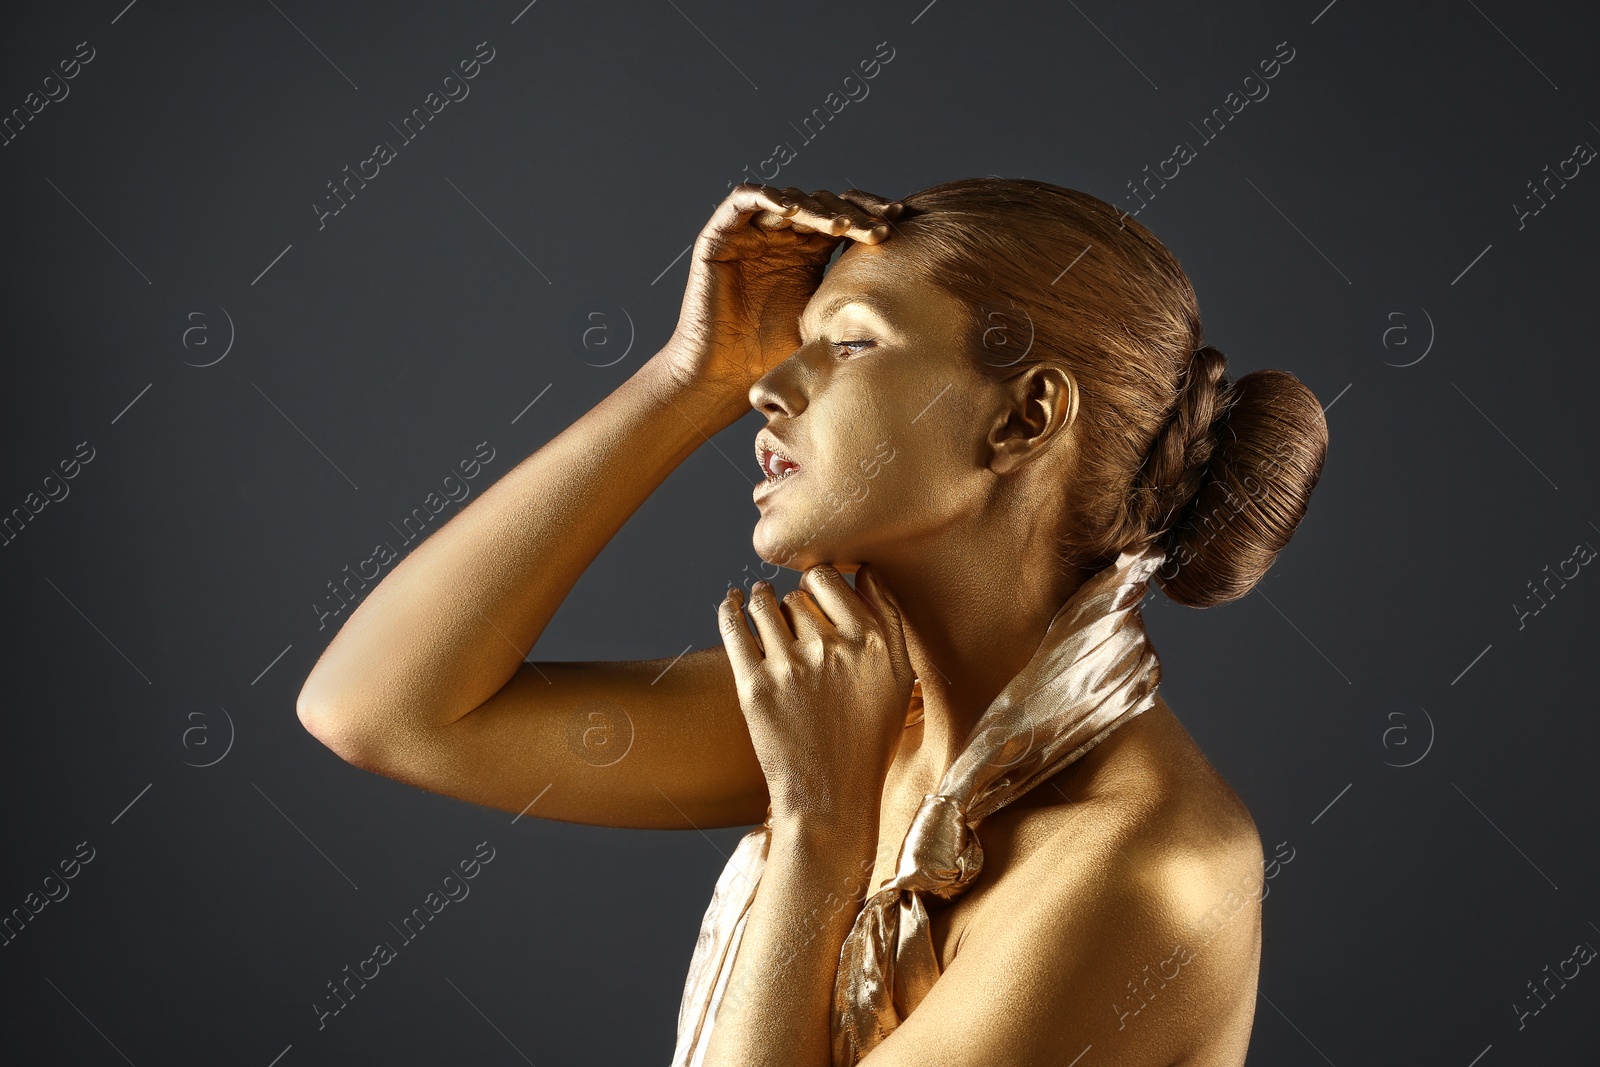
[296,349,740,747]
[704,819,878,1067]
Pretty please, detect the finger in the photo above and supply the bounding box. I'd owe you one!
[838,189,904,241]
[717,587,761,675]
[773,187,838,236]
[856,565,905,632]
[799,564,867,641]
[745,581,795,657]
[856,565,913,675]
[839,188,906,221]
[806,188,894,244]
[837,189,904,247]
[710,183,802,238]
[780,587,831,643]
[805,189,890,242]
[776,187,889,243]
[747,192,852,243]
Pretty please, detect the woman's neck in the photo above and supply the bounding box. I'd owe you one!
[865,533,1093,785]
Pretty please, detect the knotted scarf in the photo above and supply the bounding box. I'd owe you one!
[671,543,1167,1066]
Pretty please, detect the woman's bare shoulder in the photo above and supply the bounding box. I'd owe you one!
[1005,693,1262,864]
[931,701,1264,1062]
[1091,694,1266,921]
[964,694,1265,971]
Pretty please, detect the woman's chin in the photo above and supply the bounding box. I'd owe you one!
[752,525,839,574]
[753,542,816,573]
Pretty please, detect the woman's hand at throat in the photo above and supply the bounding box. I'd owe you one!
[717,563,916,835]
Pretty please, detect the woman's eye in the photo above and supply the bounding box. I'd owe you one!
[831,339,875,356]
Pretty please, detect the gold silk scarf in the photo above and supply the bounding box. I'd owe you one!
[671,544,1167,1067]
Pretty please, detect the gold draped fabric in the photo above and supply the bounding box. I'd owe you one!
[671,544,1167,1066]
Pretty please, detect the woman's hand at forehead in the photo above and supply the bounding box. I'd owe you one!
[656,184,905,426]
[750,186,903,238]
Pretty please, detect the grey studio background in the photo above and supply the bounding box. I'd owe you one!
[1,0,1596,1063]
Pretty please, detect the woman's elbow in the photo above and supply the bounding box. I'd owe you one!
[296,691,384,770]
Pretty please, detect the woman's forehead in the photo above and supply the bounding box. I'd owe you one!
[808,245,968,335]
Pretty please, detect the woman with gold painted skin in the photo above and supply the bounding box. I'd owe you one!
[298,178,1327,1066]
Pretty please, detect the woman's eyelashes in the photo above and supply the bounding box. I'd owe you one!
[831,338,877,357]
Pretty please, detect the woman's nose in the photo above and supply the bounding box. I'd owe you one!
[748,350,812,416]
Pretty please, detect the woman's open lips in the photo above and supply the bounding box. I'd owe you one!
[762,451,800,478]
[754,441,802,500]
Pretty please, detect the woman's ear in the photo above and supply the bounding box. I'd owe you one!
[986,363,1077,476]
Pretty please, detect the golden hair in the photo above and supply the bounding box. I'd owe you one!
[889,177,1328,607]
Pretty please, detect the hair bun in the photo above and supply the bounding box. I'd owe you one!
[878,177,1327,606]
[1153,368,1328,607]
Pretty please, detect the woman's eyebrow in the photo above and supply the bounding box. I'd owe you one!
[799,297,893,341]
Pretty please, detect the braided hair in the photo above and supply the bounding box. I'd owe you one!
[890,178,1327,607]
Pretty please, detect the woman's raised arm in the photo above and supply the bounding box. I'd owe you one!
[292,346,761,818]
[294,184,902,829]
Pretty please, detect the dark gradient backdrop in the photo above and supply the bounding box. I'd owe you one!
[2,0,1596,1063]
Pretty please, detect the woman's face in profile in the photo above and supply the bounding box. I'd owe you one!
[748,240,1006,574]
